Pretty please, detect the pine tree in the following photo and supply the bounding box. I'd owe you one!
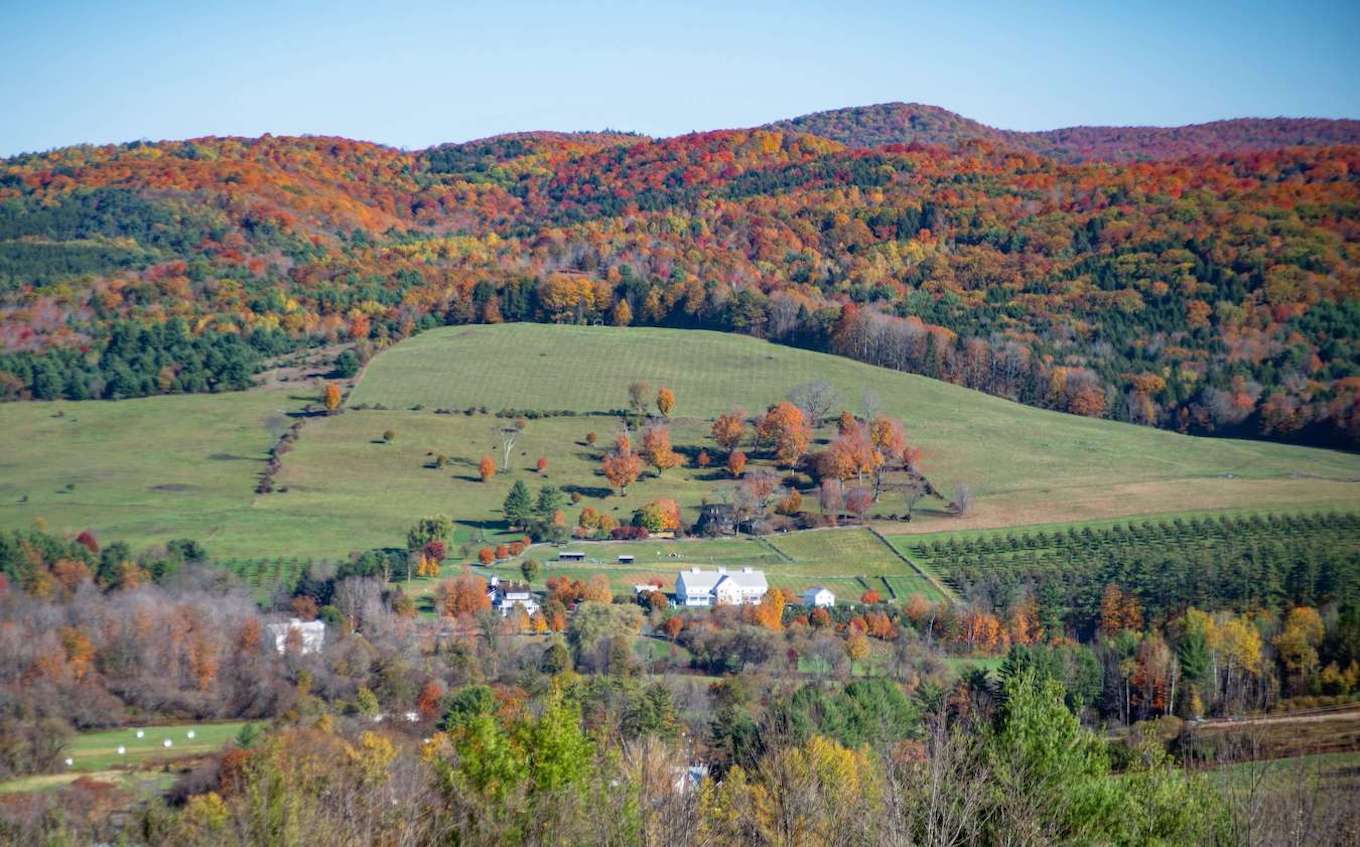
[503,480,533,530]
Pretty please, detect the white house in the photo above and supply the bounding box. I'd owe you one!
[802,586,835,608]
[490,579,539,618]
[267,619,325,655]
[674,567,767,607]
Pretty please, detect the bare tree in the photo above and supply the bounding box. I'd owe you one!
[493,421,520,471]
[860,388,882,422]
[949,481,975,516]
[788,380,841,425]
[628,380,652,421]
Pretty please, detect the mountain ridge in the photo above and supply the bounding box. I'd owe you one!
[764,102,1360,161]
[1,104,1357,450]
[8,101,1360,164]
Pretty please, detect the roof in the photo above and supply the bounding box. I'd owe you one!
[677,567,767,593]
[804,586,833,595]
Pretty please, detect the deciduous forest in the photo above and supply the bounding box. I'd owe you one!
[2,103,1358,447]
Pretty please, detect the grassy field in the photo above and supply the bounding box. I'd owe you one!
[394,527,951,605]
[352,325,1360,530]
[3,323,1357,567]
[0,720,252,795]
[0,389,309,556]
[62,721,252,772]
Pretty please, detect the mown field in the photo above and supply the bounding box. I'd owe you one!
[401,527,951,607]
[353,325,1360,530]
[0,721,252,794]
[63,721,251,772]
[3,323,1358,568]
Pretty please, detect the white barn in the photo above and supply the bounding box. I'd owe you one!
[675,567,768,607]
[802,586,835,608]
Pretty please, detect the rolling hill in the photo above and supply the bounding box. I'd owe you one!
[4,324,1356,566]
[1,104,1358,452]
[766,102,1360,161]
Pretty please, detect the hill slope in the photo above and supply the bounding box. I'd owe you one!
[3,324,1358,563]
[766,102,1360,161]
[2,107,1358,450]
[351,323,1360,527]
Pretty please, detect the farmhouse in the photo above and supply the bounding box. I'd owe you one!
[267,619,325,655]
[802,586,835,608]
[675,567,768,607]
[695,503,738,536]
[489,576,539,618]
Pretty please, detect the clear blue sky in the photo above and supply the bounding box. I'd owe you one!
[2,0,1357,156]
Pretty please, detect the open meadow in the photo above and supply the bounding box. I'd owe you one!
[398,527,952,608]
[3,324,1358,572]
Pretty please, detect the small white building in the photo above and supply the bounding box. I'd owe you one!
[267,619,325,655]
[491,580,539,618]
[675,567,768,607]
[802,586,836,608]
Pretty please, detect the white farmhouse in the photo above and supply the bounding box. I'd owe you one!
[490,579,539,618]
[802,586,835,608]
[267,619,325,655]
[675,567,768,607]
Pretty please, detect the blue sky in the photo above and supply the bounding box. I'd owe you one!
[1,0,1357,156]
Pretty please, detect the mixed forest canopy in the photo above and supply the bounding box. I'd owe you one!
[1,104,1358,447]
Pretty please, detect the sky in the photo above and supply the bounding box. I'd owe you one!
[1,0,1358,156]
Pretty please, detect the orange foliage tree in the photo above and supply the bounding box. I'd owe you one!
[642,424,680,474]
[478,455,496,482]
[726,449,747,478]
[656,386,675,417]
[602,444,643,494]
[711,411,747,452]
[437,572,491,618]
[757,402,811,467]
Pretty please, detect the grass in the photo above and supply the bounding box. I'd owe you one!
[0,388,309,557]
[395,527,950,606]
[354,325,1360,529]
[0,770,177,796]
[3,323,1357,567]
[62,721,252,772]
[0,720,252,795]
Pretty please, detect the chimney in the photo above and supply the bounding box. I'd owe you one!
[718,567,727,575]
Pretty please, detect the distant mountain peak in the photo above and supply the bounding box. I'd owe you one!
[766,102,1360,162]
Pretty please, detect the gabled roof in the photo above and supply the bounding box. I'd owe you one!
[677,567,767,594]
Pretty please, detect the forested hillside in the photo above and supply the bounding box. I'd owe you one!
[2,106,1358,447]
[768,102,1360,162]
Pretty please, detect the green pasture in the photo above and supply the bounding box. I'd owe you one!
[63,721,252,772]
[2,323,1357,570]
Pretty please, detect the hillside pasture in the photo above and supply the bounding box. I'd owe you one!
[2,324,1358,567]
[351,325,1360,534]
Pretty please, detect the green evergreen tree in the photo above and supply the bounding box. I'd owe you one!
[503,480,533,530]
